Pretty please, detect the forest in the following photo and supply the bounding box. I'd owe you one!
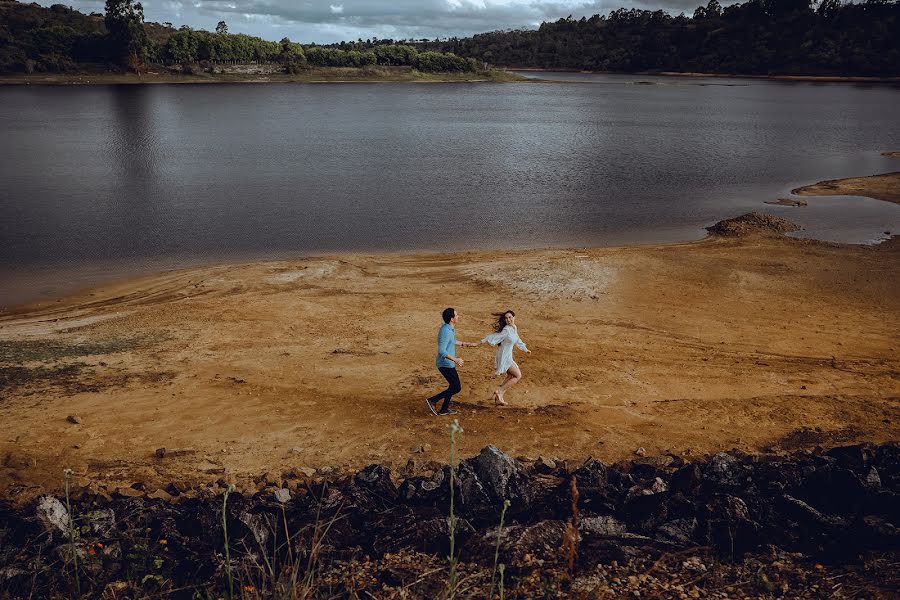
[1,0,898,76]
[0,0,477,74]
[417,0,900,76]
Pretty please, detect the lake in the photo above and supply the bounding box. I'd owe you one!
[1,73,899,307]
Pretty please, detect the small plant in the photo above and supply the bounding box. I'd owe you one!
[223,483,236,599]
[446,418,463,599]
[63,467,80,596]
[488,499,511,599]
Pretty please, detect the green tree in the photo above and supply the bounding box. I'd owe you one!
[216,21,228,35]
[104,0,148,70]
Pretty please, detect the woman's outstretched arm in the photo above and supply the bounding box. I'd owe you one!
[481,330,507,346]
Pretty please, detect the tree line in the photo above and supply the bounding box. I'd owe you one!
[2,0,897,76]
[0,0,477,74]
[417,0,900,76]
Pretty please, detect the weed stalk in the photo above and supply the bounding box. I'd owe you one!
[488,499,511,599]
[63,468,80,596]
[446,418,463,599]
[223,483,236,599]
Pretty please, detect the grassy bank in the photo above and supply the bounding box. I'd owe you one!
[0,66,525,85]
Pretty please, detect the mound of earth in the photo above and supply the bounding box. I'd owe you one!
[706,212,802,237]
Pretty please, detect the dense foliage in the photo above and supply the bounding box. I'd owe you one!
[0,0,475,74]
[419,0,900,76]
[1,0,897,76]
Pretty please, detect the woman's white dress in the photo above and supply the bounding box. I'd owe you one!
[481,325,529,376]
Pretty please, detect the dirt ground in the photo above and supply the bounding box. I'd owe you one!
[1,196,899,502]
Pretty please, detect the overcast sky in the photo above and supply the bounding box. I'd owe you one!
[42,0,713,44]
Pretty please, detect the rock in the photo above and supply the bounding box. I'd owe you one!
[317,466,335,476]
[580,515,627,537]
[864,466,882,488]
[36,495,70,535]
[66,415,81,424]
[155,447,196,459]
[147,489,174,502]
[467,520,567,566]
[273,488,291,503]
[297,467,316,478]
[262,471,281,487]
[671,464,702,494]
[706,212,801,237]
[473,445,521,503]
[627,477,669,498]
[238,511,269,546]
[534,456,557,474]
[656,518,698,545]
[290,447,304,455]
[353,464,398,500]
[81,508,116,536]
[706,452,745,486]
[634,448,646,457]
[572,459,609,488]
[115,487,144,498]
[375,511,474,556]
[197,461,225,475]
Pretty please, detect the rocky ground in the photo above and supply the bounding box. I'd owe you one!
[1,442,898,598]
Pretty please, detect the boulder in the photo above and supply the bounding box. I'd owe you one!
[36,496,69,536]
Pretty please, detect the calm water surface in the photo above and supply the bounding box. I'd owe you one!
[1,74,899,307]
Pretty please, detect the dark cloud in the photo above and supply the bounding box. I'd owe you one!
[43,0,716,43]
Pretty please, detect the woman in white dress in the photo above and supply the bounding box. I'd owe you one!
[481,310,530,406]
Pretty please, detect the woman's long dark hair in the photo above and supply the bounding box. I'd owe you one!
[493,310,515,333]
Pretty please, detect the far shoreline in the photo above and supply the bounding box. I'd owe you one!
[4,67,900,86]
[0,67,524,86]
[509,67,900,84]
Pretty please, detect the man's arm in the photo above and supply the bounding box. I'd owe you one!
[437,327,454,360]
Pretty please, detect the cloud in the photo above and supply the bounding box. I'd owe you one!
[45,0,720,43]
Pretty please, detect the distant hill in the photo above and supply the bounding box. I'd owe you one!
[418,0,900,76]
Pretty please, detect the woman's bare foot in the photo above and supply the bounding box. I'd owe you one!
[494,390,507,406]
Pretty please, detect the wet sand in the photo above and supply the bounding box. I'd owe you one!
[1,179,898,501]
[791,152,900,205]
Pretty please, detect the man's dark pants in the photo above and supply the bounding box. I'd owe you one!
[429,366,461,413]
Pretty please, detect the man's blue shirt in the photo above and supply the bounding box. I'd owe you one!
[435,323,456,368]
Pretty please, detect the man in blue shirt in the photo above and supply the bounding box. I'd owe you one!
[426,307,480,416]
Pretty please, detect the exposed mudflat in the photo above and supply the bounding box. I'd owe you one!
[1,225,897,502]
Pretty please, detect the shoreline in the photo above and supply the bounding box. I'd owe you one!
[793,154,900,205]
[5,68,900,86]
[2,164,897,314]
[509,67,900,83]
[0,68,524,86]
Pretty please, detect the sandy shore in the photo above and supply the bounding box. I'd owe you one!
[1,180,898,501]
[791,152,900,205]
